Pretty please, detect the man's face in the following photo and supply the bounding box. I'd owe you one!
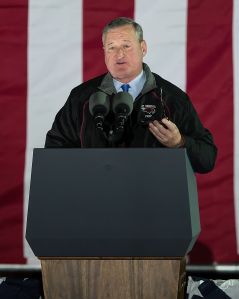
[103,25,147,83]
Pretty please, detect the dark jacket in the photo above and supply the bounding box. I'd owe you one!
[45,64,217,173]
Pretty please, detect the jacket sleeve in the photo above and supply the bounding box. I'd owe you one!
[177,97,217,173]
[44,90,82,148]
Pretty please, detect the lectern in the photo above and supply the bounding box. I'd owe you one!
[26,148,200,299]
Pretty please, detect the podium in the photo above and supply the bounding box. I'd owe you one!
[26,148,200,299]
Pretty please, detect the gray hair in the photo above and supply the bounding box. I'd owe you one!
[102,17,144,44]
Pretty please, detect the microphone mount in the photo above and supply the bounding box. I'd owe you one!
[89,91,110,132]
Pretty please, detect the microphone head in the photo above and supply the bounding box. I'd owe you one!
[112,92,133,115]
[89,91,110,116]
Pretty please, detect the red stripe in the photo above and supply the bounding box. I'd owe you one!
[82,0,134,82]
[0,2,27,263]
[187,0,237,262]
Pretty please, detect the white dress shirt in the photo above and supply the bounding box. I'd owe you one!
[113,70,146,101]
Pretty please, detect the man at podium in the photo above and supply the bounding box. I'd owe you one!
[45,17,217,174]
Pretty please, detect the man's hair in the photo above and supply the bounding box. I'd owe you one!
[102,17,144,44]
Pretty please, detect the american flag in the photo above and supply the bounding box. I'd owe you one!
[0,0,238,264]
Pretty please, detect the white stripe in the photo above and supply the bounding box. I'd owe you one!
[233,0,239,253]
[24,0,83,262]
[135,0,188,91]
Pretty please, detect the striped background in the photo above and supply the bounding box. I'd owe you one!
[0,0,239,264]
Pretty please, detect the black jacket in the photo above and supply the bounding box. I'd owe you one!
[45,64,217,173]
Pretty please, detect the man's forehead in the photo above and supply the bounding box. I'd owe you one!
[106,38,132,45]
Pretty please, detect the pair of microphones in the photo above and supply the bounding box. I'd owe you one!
[89,91,133,136]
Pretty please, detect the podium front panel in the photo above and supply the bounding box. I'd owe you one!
[26,148,200,257]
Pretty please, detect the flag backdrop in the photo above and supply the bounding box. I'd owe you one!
[0,0,239,264]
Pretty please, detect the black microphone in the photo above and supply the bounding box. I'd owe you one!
[112,92,133,132]
[89,91,110,131]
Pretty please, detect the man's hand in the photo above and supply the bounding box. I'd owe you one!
[149,118,184,148]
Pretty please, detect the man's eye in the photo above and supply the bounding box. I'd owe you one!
[123,45,131,49]
[105,46,115,52]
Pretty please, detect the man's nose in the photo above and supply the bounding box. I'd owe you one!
[116,47,125,58]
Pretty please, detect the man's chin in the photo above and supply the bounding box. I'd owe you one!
[111,71,131,82]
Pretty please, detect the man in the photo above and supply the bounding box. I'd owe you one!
[45,17,217,173]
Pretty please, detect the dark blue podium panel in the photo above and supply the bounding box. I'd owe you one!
[26,148,200,257]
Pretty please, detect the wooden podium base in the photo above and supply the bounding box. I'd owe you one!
[41,257,186,299]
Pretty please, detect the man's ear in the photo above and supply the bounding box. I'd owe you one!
[141,40,147,57]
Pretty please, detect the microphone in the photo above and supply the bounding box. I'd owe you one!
[89,91,110,131]
[112,92,133,132]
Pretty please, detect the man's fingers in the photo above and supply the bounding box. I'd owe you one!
[151,120,168,135]
[161,118,176,131]
[149,119,182,148]
[149,125,167,141]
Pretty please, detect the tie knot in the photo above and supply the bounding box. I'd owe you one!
[121,84,130,92]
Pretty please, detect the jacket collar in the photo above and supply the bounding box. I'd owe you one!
[98,63,157,96]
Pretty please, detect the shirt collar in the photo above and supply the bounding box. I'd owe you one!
[113,70,146,100]
[98,63,156,97]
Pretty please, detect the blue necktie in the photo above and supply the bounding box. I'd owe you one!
[121,84,130,92]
